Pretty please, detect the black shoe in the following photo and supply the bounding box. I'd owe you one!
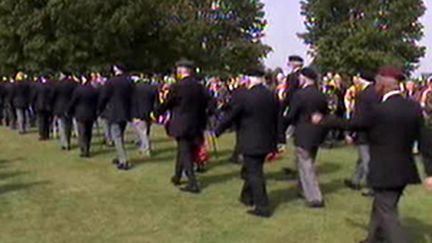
[123,163,132,170]
[344,179,361,191]
[195,166,207,174]
[239,198,254,207]
[171,177,182,186]
[247,209,271,218]
[117,162,132,171]
[112,159,119,165]
[306,201,325,209]
[180,185,201,194]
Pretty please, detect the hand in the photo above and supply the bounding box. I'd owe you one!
[311,113,323,125]
[425,177,432,191]
[150,112,157,122]
[345,135,354,145]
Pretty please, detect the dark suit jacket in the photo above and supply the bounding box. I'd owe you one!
[53,78,78,116]
[284,85,329,150]
[156,76,210,139]
[68,84,99,121]
[282,70,301,109]
[0,82,5,108]
[12,81,31,109]
[33,81,55,112]
[132,82,158,121]
[215,84,279,156]
[352,84,381,144]
[98,74,134,123]
[4,82,15,109]
[326,95,432,188]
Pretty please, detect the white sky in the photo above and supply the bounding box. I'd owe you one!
[262,0,432,75]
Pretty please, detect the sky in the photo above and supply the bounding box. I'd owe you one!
[262,0,432,75]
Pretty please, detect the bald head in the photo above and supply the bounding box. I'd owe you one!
[375,75,399,97]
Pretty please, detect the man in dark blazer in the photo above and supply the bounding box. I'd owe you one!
[32,76,55,140]
[68,78,99,158]
[215,68,279,218]
[0,78,6,125]
[53,73,78,150]
[12,72,31,134]
[4,79,16,129]
[315,67,432,243]
[98,64,135,170]
[155,59,210,194]
[132,77,158,157]
[278,55,304,147]
[284,67,329,208]
[344,72,381,194]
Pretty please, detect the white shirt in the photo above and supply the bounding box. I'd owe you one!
[382,90,402,102]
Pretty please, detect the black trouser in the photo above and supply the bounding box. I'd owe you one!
[77,120,94,155]
[367,187,408,243]
[5,106,16,128]
[0,106,3,124]
[37,111,51,139]
[277,110,288,144]
[230,133,241,163]
[241,154,269,211]
[175,137,200,186]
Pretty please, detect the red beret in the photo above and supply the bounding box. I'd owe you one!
[377,67,405,81]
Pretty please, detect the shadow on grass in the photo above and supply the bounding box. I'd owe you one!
[269,179,345,212]
[345,217,432,243]
[405,217,432,243]
[200,171,240,189]
[0,181,50,196]
[0,171,28,181]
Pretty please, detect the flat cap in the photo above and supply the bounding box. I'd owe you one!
[175,59,195,69]
[300,67,318,82]
[288,55,304,63]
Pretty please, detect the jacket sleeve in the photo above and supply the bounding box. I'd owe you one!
[214,93,242,137]
[283,92,301,126]
[418,110,432,176]
[154,85,177,117]
[98,83,113,114]
[67,90,78,117]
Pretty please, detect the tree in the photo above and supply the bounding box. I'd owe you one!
[300,0,426,75]
[0,0,270,75]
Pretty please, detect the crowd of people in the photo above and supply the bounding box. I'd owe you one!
[1,56,432,243]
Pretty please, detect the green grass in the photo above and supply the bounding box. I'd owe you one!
[0,126,431,243]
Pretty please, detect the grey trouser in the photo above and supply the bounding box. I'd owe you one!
[101,118,112,143]
[367,187,408,243]
[295,147,323,203]
[110,122,128,164]
[132,120,151,153]
[16,108,28,133]
[59,116,73,148]
[351,145,370,185]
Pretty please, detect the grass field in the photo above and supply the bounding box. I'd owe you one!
[0,125,431,243]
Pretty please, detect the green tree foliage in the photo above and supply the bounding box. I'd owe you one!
[0,0,270,75]
[300,0,426,75]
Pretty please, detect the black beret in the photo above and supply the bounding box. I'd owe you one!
[288,55,304,63]
[300,67,318,82]
[245,66,266,77]
[358,71,376,83]
[175,59,195,69]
